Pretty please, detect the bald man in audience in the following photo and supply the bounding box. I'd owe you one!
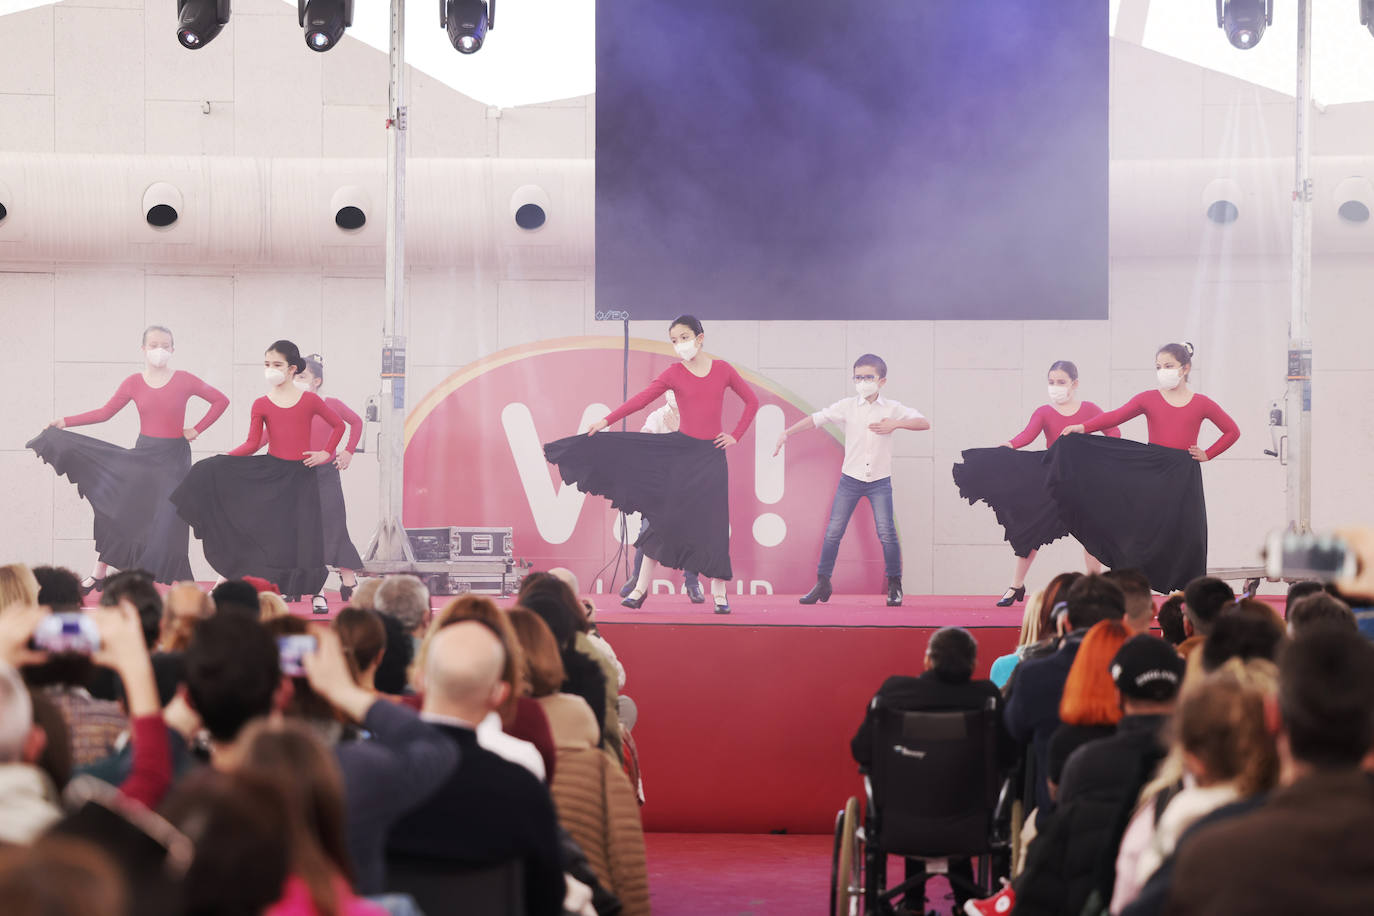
[158,583,212,652]
[385,622,564,916]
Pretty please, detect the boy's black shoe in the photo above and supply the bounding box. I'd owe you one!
[685,581,706,603]
[799,575,832,605]
[886,576,903,607]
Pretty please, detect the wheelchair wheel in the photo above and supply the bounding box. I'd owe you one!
[832,796,863,916]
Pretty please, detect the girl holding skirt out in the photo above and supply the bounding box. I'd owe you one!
[1054,342,1239,593]
[171,339,344,600]
[952,360,1119,607]
[298,354,365,610]
[28,325,229,588]
[543,315,759,614]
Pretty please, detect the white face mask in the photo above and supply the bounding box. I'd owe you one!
[146,347,171,368]
[1047,385,1071,405]
[1157,367,1182,390]
[265,367,287,387]
[856,380,879,399]
[293,377,313,392]
[673,338,700,360]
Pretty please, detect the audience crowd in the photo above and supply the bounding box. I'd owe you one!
[847,527,1374,916]
[0,561,648,916]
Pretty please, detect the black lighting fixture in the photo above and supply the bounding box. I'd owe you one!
[1362,0,1374,39]
[1216,0,1272,50]
[299,0,352,52]
[177,0,231,49]
[442,0,494,54]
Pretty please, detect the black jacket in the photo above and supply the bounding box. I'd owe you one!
[386,723,565,916]
[1004,631,1085,813]
[850,670,1014,770]
[1058,715,1169,806]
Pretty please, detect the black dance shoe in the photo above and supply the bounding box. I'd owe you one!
[618,579,636,599]
[685,581,706,604]
[339,583,355,603]
[798,576,832,605]
[886,576,903,607]
[713,597,731,614]
[621,590,647,609]
[283,594,301,604]
[80,576,105,596]
[996,586,1026,608]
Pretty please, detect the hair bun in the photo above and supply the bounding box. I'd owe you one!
[1184,341,1195,357]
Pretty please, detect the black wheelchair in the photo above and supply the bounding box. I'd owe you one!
[830,697,1013,916]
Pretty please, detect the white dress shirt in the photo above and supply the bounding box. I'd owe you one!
[420,710,547,781]
[811,394,924,482]
[640,402,680,434]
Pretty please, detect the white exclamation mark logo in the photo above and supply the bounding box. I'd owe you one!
[753,404,786,547]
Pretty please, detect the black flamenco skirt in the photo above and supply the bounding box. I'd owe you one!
[316,464,364,571]
[1045,435,1207,594]
[952,447,1069,558]
[170,454,328,596]
[27,428,194,584]
[544,431,733,580]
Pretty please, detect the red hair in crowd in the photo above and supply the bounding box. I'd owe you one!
[1059,619,1130,726]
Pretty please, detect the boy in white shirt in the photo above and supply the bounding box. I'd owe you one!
[774,354,930,606]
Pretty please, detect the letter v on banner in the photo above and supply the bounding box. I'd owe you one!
[501,402,609,544]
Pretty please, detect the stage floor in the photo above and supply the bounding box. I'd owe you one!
[592,593,1027,628]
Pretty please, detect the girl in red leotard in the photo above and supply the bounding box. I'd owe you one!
[298,354,365,611]
[544,315,759,614]
[28,325,229,587]
[172,340,344,600]
[1050,342,1240,592]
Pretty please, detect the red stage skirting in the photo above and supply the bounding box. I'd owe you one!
[596,594,1022,834]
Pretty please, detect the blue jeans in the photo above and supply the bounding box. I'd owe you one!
[817,474,901,579]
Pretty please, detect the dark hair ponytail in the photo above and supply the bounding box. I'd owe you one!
[1048,360,1079,381]
[669,314,704,337]
[267,339,307,374]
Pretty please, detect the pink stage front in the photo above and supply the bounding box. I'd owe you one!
[594,594,1022,834]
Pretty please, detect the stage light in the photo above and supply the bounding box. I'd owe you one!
[1362,0,1374,39]
[1216,0,1271,50]
[299,0,352,52]
[442,0,494,54]
[177,0,230,50]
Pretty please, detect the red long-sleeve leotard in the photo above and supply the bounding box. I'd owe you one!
[228,393,344,460]
[1080,390,1240,459]
[310,397,362,454]
[603,360,760,442]
[1009,402,1121,449]
[64,371,229,438]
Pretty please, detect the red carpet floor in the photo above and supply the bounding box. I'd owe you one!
[646,832,957,916]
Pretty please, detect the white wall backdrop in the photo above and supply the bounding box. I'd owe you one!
[1,5,1372,596]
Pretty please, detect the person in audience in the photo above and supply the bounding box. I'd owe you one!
[209,579,262,618]
[155,582,212,652]
[976,635,1184,916]
[0,835,128,916]
[1198,603,1286,672]
[1105,569,1156,634]
[1282,579,1329,619]
[1005,574,1126,814]
[1156,594,1186,646]
[386,621,565,916]
[508,608,601,751]
[373,575,428,695]
[228,719,388,916]
[258,591,292,621]
[851,627,1012,914]
[297,628,459,896]
[1047,620,1130,801]
[548,567,627,690]
[1286,591,1357,635]
[1013,572,1086,674]
[24,567,128,767]
[182,612,282,762]
[0,659,62,843]
[28,690,72,794]
[1176,576,1235,656]
[1112,658,1278,916]
[989,590,1043,688]
[1164,625,1374,914]
[161,768,293,916]
[0,563,40,614]
[333,608,386,693]
[348,578,383,612]
[519,573,620,758]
